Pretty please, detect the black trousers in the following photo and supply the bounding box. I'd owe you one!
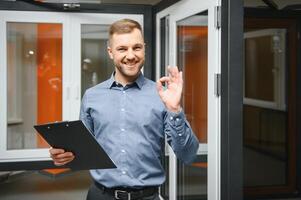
[86,183,161,200]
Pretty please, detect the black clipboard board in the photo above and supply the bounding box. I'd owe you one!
[34,120,116,170]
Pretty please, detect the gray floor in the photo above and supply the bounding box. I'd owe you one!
[0,156,301,200]
[0,170,92,200]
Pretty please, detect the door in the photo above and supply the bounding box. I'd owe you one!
[0,11,142,164]
[156,0,221,199]
[243,18,297,197]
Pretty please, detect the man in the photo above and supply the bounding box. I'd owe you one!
[50,19,199,200]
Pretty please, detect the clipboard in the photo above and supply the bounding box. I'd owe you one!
[34,120,116,170]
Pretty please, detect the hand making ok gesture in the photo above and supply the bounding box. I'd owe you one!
[156,66,183,113]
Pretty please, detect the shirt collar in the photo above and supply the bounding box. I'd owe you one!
[105,72,145,89]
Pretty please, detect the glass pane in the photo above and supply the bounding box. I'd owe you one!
[245,35,274,102]
[243,29,288,187]
[81,24,113,96]
[7,22,62,150]
[177,11,208,200]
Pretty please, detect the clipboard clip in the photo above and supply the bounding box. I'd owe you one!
[47,121,70,129]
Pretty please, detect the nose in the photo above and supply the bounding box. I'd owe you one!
[126,49,135,60]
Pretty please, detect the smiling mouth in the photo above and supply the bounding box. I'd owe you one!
[124,62,138,67]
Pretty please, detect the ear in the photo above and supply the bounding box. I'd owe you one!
[107,46,114,59]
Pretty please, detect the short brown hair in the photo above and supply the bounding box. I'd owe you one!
[108,19,143,44]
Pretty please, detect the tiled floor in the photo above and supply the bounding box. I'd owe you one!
[0,170,92,200]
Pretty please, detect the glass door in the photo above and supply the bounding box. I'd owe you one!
[243,28,288,190]
[243,18,297,196]
[157,0,221,199]
[176,11,209,200]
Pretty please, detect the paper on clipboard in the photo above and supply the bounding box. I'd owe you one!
[34,120,116,170]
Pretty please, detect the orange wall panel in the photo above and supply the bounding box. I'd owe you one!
[37,24,62,148]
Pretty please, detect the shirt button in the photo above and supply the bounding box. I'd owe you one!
[178,134,182,136]
[121,149,126,153]
[122,171,126,175]
[121,108,125,112]
[121,128,125,132]
[123,91,126,94]
[176,118,179,121]
[170,117,173,120]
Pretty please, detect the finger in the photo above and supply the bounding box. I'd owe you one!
[175,66,180,79]
[156,80,163,92]
[173,67,180,79]
[53,156,74,163]
[179,71,183,84]
[51,152,74,159]
[53,155,75,165]
[54,158,74,166]
[159,76,170,83]
[167,66,174,79]
[167,66,171,76]
[49,148,65,155]
[168,66,179,82]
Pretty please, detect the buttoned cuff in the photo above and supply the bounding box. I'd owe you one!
[166,110,186,133]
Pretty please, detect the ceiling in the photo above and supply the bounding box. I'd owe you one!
[34,0,162,5]
[8,0,298,9]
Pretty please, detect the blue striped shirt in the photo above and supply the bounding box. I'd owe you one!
[80,73,199,188]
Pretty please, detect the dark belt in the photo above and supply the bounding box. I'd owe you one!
[94,181,158,200]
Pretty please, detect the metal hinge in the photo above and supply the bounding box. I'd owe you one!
[214,73,221,97]
[214,6,221,29]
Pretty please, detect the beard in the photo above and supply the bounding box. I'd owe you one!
[114,59,145,81]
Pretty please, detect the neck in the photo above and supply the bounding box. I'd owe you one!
[114,72,139,86]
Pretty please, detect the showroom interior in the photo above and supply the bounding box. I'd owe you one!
[1,0,301,200]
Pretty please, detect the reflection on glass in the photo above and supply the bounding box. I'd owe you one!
[243,29,287,187]
[7,23,62,150]
[244,29,286,111]
[245,36,275,102]
[81,24,113,96]
[177,11,208,200]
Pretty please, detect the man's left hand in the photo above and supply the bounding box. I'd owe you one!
[156,66,182,113]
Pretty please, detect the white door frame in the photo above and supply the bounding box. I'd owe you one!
[156,0,221,199]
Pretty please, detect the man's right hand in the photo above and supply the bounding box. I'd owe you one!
[49,148,75,166]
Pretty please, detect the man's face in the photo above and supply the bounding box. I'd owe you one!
[107,28,145,83]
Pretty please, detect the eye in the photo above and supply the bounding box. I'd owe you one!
[134,46,143,51]
[117,47,126,52]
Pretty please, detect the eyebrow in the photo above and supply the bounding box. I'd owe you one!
[116,43,144,48]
